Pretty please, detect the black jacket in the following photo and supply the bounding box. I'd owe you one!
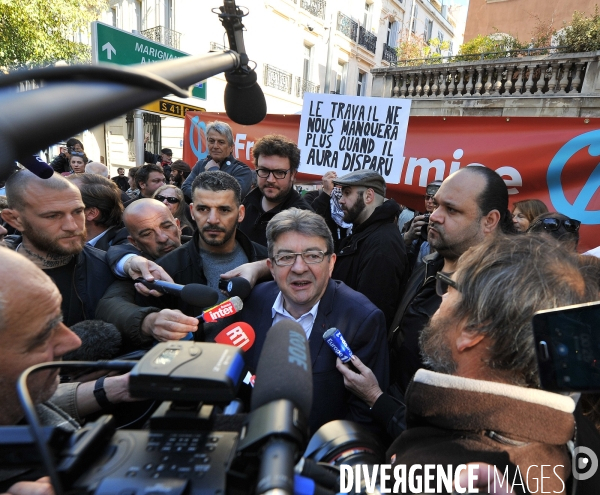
[332,199,408,329]
[182,154,253,201]
[155,229,267,316]
[239,187,314,246]
[5,236,115,326]
[50,153,70,173]
[388,252,444,393]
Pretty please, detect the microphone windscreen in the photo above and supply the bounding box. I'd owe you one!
[64,320,122,361]
[215,322,255,352]
[180,283,219,308]
[19,154,54,179]
[251,320,312,419]
[224,69,267,126]
[224,277,252,299]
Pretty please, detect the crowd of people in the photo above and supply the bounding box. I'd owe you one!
[0,120,599,495]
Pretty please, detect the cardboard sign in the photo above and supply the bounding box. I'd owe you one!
[298,94,411,183]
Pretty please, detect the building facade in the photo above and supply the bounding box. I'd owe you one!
[74,0,463,171]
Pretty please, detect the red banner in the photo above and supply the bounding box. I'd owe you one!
[184,112,600,252]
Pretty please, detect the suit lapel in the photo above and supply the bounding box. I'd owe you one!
[308,279,336,367]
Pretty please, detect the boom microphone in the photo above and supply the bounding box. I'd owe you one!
[238,320,313,495]
[20,154,54,179]
[224,69,267,125]
[63,320,122,361]
[135,278,219,307]
[214,321,255,351]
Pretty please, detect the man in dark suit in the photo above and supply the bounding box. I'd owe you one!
[238,208,389,434]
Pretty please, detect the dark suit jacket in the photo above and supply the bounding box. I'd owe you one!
[239,279,390,435]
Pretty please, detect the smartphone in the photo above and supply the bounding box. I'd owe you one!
[532,301,600,392]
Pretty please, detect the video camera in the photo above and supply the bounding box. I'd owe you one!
[2,322,383,495]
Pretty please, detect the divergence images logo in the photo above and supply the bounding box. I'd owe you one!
[547,129,600,225]
[189,116,209,162]
[572,446,598,481]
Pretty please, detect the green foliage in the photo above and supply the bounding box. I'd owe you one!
[556,6,600,53]
[0,0,108,72]
[457,33,525,60]
[423,37,451,60]
[396,29,426,66]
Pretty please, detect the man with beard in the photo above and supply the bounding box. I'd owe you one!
[1,171,169,328]
[170,160,191,188]
[335,166,513,439]
[1,170,115,326]
[98,171,267,344]
[239,134,313,246]
[330,169,408,328]
[339,235,592,495]
[182,121,253,201]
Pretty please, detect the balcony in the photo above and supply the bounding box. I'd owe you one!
[300,0,326,19]
[371,50,592,101]
[141,26,181,50]
[358,26,377,54]
[383,43,398,64]
[296,77,320,98]
[264,64,293,94]
[337,12,358,41]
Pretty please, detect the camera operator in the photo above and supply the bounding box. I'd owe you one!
[49,138,84,175]
[0,247,136,495]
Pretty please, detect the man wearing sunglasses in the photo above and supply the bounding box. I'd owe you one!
[527,212,580,250]
[239,134,313,247]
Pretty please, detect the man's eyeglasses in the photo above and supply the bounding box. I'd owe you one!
[155,195,180,204]
[424,194,435,201]
[272,250,331,266]
[435,272,459,297]
[256,168,291,180]
[530,217,581,233]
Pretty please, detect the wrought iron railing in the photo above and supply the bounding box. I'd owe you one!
[383,43,397,64]
[141,26,181,49]
[209,42,227,51]
[337,12,358,41]
[358,26,377,54]
[296,77,320,98]
[300,0,326,19]
[264,64,293,94]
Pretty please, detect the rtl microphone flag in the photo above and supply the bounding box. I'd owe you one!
[215,322,255,352]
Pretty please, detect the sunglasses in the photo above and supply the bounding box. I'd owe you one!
[155,195,180,204]
[531,218,581,233]
[436,271,459,297]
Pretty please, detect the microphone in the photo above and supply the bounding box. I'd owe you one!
[224,68,267,125]
[214,321,255,351]
[135,278,219,307]
[20,154,54,179]
[238,320,313,495]
[63,320,122,361]
[218,276,252,299]
[200,296,243,323]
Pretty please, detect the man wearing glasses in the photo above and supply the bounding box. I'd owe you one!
[239,134,313,247]
[236,208,389,434]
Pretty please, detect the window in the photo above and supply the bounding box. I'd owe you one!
[448,40,454,56]
[135,0,143,31]
[411,6,419,33]
[357,71,365,96]
[303,44,313,82]
[437,31,444,53]
[111,6,119,27]
[363,2,372,30]
[424,18,433,42]
[334,62,347,94]
[387,20,400,47]
[165,0,173,30]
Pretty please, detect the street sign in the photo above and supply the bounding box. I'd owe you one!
[142,99,205,119]
[91,21,206,99]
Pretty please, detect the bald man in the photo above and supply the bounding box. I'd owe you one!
[85,162,109,178]
[0,248,133,493]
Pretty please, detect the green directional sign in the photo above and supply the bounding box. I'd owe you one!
[91,21,206,99]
